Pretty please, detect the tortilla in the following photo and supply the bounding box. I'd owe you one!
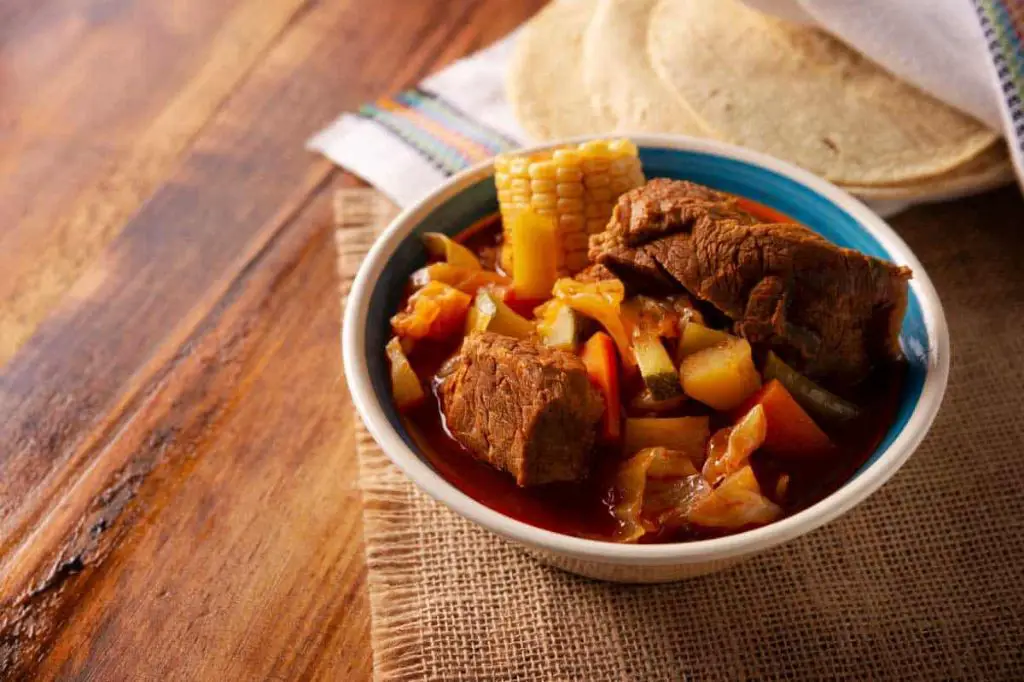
[507,0,618,140]
[843,142,1013,201]
[647,0,998,186]
[582,0,712,137]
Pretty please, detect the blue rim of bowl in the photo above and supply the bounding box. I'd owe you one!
[344,134,949,565]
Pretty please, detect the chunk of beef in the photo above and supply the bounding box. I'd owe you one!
[590,179,911,383]
[437,332,604,486]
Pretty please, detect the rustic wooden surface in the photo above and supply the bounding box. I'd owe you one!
[0,0,1021,679]
[0,1,544,679]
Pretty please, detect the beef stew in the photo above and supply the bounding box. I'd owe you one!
[384,140,910,544]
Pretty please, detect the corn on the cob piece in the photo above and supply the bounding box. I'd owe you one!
[494,138,645,275]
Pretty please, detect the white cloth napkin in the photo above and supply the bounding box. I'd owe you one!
[309,1,1023,213]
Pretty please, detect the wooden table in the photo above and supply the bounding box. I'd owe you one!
[1,1,1021,679]
[0,1,543,678]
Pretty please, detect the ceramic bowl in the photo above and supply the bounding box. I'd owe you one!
[343,134,949,583]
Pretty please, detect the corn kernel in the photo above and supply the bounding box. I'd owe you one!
[528,160,557,179]
[530,178,556,193]
[555,197,584,213]
[509,158,531,176]
[565,251,590,272]
[553,149,580,165]
[563,232,590,249]
[556,168,583,183]
[609,177,634,194]
[531,194,557,210]
[556,182,584,198]
[609,157,635,175]
[578,140,610,157]
[608,138,638,156]
[559,213,585,231]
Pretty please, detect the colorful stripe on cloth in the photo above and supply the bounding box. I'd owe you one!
[358,87,520,176]
[973,0,1024,183]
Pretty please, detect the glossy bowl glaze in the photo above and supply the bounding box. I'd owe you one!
[343,134,949,583]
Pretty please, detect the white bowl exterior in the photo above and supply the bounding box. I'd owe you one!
[522,547,748,583]
[343,133,950,582]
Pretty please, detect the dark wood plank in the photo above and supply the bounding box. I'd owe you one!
[0,0,314,364]
[0,0,544,678]
[29,179,374,681]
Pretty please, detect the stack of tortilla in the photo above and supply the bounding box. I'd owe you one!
[508,0,1011,202]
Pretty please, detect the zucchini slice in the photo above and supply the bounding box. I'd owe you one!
[466,290,534,339]
[634,333,684,400]
[763,351,860,422]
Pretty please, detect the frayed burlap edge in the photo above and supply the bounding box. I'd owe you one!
[335,189,428,681]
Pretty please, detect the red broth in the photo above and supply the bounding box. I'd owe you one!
[396,202,907,543]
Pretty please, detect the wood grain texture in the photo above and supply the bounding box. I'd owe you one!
[31,180,371,681]
[0,0,544,679]
[0,0,313,364]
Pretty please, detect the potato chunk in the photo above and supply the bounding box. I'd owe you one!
[677,322,735,361]
[679,338,762,411]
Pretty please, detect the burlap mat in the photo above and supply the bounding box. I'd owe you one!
[336,187,1024,681]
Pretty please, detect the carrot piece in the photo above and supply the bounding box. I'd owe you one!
[742,380,833,457]
[581,332,622,441]
[735,197,793,224]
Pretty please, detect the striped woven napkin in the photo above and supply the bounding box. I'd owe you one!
[308,2,1023,213]
[967,0,1023,183]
